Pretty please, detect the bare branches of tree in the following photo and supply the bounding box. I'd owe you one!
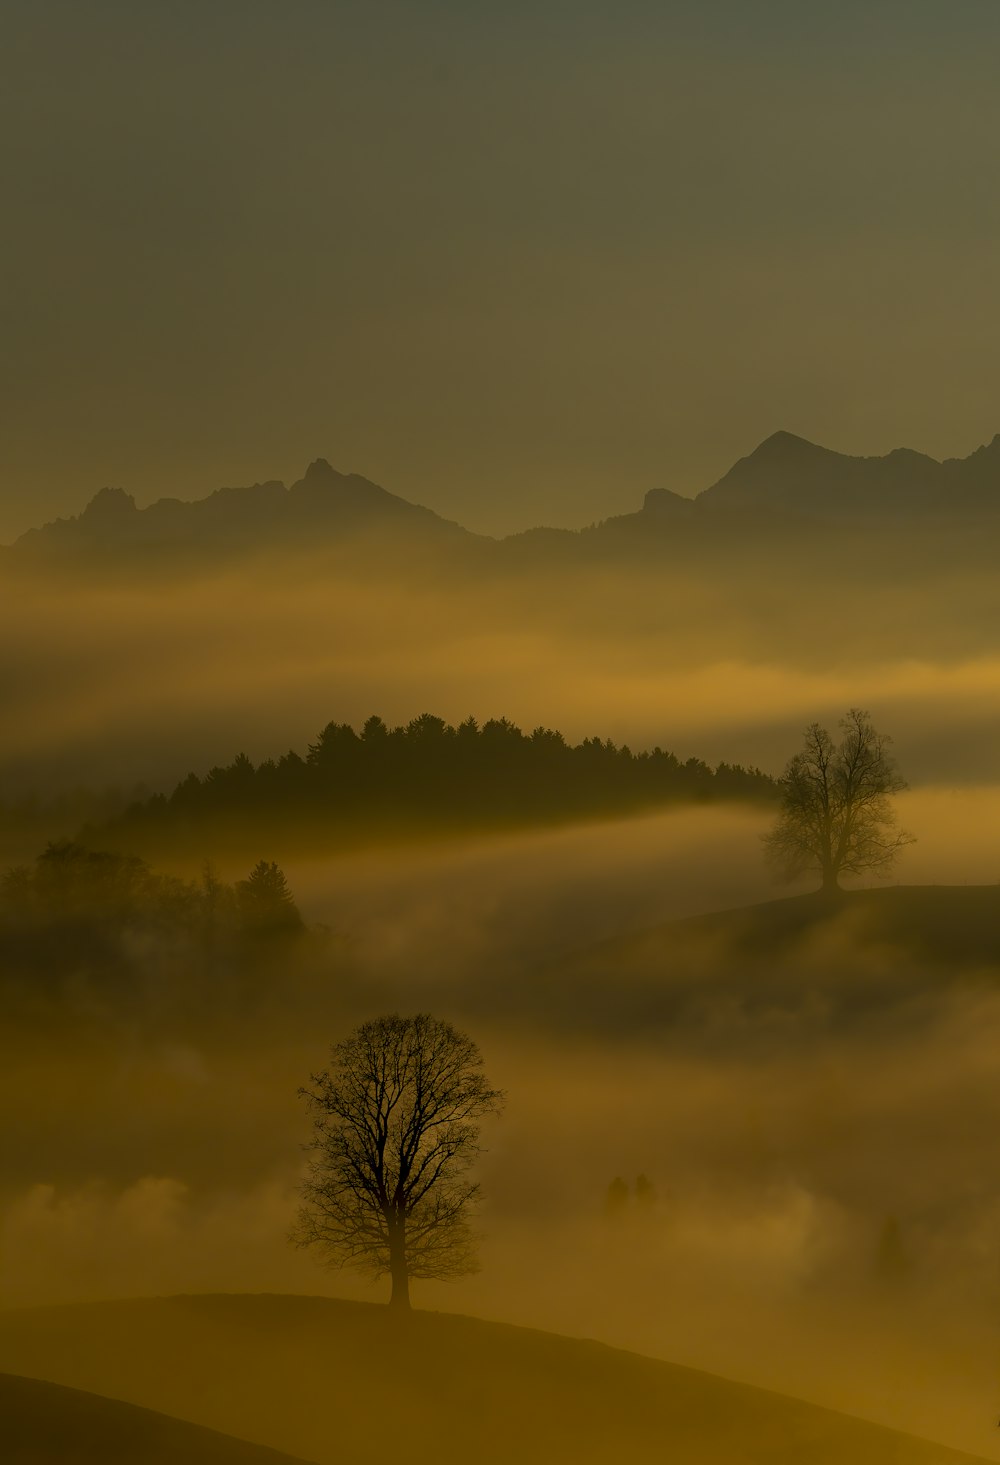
[763,709,914,893]
[292,1013,504,1310]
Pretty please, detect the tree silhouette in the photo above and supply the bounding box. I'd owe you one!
[0,844,311,1014]
[292,1013,504,1310]
[635,1173,657,1210]
[604,1176,629,1218]
[235,860,302,933]
[104,711,777,852]
[875,1214,911,1284]
[763,709,913,893]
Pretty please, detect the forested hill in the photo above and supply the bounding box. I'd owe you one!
[90,714,776,854]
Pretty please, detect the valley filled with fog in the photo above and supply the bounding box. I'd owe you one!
[8,5,1000,1456]
[4,786,1000,1456]
[2,528,1000,800]
[4,462,1000,1461]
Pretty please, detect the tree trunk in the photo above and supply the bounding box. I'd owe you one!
[387,1223,411,1311]
[820,866,840,895]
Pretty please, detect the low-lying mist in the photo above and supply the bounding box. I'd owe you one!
[4,552,1000,796]
[3,793,1000,1455]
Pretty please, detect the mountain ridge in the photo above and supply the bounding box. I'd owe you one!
[8,431,1000,559]
[11,457,474,557]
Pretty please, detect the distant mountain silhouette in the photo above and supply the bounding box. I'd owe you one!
[694,429,1000,521]
[590,430,1000,539]
[13,458,472,558]
[9,433,1000,561]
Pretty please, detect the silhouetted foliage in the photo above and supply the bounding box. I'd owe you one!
[605,1176,629,1218]
[293,1013,504,1310]
[634,1173,656,1210]
[763,709,914,893]
[236,860,303,935]
[0,843,304,1017]
[605,1174,656,1220]
[99,712,776,853]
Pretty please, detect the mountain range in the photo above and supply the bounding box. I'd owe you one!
[8,431,1000,563]
[10,457,467,558]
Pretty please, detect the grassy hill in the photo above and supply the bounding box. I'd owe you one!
[580,884,1000,966]
[0,1370,316,1465]
[677,885,1000,961]
[0,1294,992,1465]
[531,884,1000,1039]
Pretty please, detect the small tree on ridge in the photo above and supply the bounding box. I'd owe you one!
[763,708,913,893]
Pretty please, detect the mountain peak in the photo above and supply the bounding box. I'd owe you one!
[694,431,846,516]
[81,486,136,520]
[303,457,337,481]
[747,430,831,462]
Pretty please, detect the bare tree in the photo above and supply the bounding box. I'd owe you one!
[763,708,913,893]
[292,1013,504,1310]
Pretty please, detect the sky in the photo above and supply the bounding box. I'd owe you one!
[3,0,1000,542]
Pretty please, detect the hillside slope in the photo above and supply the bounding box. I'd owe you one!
[0,1370,316,1465]
[0,1294,992,1465]
[585,884,1000,966]
[485,884,1000,1050]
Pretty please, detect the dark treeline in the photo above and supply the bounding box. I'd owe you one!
[0,842,307,1023]
[98,714,777,850]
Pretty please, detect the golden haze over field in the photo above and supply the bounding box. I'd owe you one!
[5,2,1000,1462]
[4,793,1000,1456]
[5,450,1000,1463]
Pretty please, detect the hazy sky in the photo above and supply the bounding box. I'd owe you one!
[3,0,999,541]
